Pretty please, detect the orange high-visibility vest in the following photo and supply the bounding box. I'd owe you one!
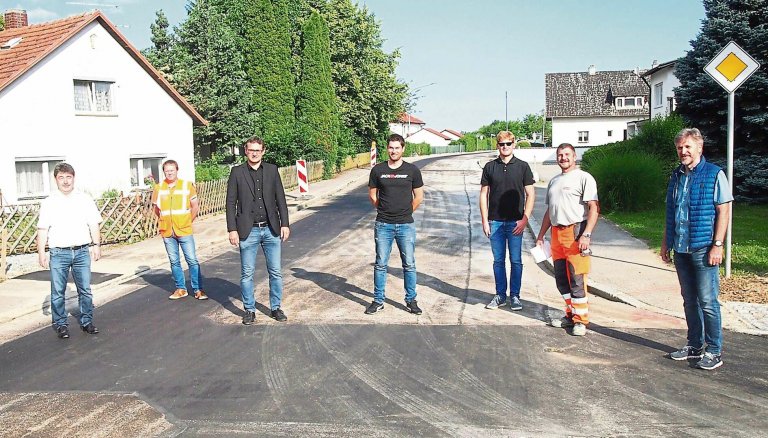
[152,179,197,237]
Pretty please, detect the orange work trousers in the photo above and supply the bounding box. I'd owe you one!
[551,223,590,325]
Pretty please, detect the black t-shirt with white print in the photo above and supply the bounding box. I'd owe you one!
[369,161,424,224]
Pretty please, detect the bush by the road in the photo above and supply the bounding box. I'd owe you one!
[587,151,666,212]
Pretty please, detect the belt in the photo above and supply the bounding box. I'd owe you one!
[253,221,269,228]
[54,243,91,250]
[554,224,575,229]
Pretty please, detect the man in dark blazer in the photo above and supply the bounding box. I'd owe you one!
[226,136,290,325]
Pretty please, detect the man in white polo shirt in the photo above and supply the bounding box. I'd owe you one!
[37,162,102,339]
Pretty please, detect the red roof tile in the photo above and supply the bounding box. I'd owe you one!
[396,112,425,125]
[0,11,207,126]
[424,127,452,140]
[442,129,463,138]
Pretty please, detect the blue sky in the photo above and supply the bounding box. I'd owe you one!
[8,0,706,132]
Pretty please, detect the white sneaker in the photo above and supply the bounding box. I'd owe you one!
[485,296,505,309]
[571,323,587,336]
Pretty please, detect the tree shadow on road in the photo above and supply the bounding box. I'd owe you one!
[131,270,268,318]
[290,267,409,312]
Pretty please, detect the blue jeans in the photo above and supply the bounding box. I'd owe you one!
[239,226,283,311]
[163,235,203,291]
[373,221,417,303]
[489,220,523,300]
[674,248,722,355]
[49,246,93,327]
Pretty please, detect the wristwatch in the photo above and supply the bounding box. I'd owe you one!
[582,233,591,238]
[713,240,723,247]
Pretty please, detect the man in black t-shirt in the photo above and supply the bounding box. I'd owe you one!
[366,134,425,315]
[479,131,535,311]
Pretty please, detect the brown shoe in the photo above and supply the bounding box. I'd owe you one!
[169,289,188,300]
[194,290,208,300]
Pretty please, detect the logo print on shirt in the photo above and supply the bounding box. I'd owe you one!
[381,174,408,179]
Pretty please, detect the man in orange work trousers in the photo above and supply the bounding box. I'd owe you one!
[536,143,599,336]
[152,159,207,300]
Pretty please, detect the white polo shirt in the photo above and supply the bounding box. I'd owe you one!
[37,191,102,248]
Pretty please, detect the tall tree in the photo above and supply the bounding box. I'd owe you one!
[675,0,768,157]
[0,14,5,31]
[296,11,339,175]
[243,0,297,140]
[171,0,257,160]
[142,10,175,78]
[310,0,407,151]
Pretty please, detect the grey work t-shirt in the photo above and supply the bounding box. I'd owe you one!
[545,169,598,226]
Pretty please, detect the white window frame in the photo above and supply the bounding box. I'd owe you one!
[654,83,663,107]
[578,131,589,143]
[615,96,645,108]
[130,155,166,188]
[74,79,116,115]
[15,157,65,200]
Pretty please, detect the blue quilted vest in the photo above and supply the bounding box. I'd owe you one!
[665,156,721,251]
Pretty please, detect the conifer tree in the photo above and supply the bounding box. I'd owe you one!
[296,11,339,176]
[172,0,257,159]
[675,0,768,157]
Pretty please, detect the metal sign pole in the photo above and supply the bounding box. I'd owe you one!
[725,91,734,278]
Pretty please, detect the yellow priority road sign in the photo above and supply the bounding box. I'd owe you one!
[704,41,760,93]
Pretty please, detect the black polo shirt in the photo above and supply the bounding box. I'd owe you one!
[248,165,268,224]
[481,156,534,221]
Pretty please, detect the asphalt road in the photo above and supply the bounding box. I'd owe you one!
[1,155,766,437]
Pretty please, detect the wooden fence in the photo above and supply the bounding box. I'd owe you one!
[0,154,370,259]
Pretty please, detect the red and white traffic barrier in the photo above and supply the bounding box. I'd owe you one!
[370,141,377,168]
[296,159,309,193]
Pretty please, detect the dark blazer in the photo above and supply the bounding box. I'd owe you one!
[226,162,290,238]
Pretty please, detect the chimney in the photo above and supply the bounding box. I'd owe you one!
[4,9,29,29]
[651,59,659,69]
[588,64,596,75]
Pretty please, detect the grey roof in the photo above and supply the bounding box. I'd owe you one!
[641,60,676,78]
[545,70,649,118]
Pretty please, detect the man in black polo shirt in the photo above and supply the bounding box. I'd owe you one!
[480,131,535,311]
[365,133,425,315]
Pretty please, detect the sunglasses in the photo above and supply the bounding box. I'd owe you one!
[498,142,514,147]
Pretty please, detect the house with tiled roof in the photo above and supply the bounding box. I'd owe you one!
[441,129,463,141]
[641,60,679,119]
[545,65,649,147]
[389,112,426,138]
[0,9,206,204]
[407,127,452,147]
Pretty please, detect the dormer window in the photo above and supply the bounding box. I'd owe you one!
[1,37,23,50]
[615,97,644,108]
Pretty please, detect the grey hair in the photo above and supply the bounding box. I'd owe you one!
[675,128,704,146]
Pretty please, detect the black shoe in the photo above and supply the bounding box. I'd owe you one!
[55,325,69,339]
[270,308,287,322]
[365,301,384,314]
[405,300,422,315]
[80,323,99,335]
[242,310,256,325]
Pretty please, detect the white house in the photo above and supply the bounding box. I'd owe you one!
[440,129,463,141]
[389,112,426,138]
[0,10,206,204]
[545,65,649,147]
[641,60,679,119]
[407,127,452,147]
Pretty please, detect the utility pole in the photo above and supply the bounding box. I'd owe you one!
[505,91,508,131]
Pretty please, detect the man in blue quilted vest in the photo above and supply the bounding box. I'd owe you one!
[661,128,732,371]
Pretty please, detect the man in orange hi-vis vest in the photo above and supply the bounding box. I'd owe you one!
[535,143,599,336]
[152,159,206,301]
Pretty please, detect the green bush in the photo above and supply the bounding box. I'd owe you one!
[195,157,230,182]
[100,188,120,198]
[517,140,531,148]
[588,151,666,212]
[632,113,685,162]
[406,142,431,156]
